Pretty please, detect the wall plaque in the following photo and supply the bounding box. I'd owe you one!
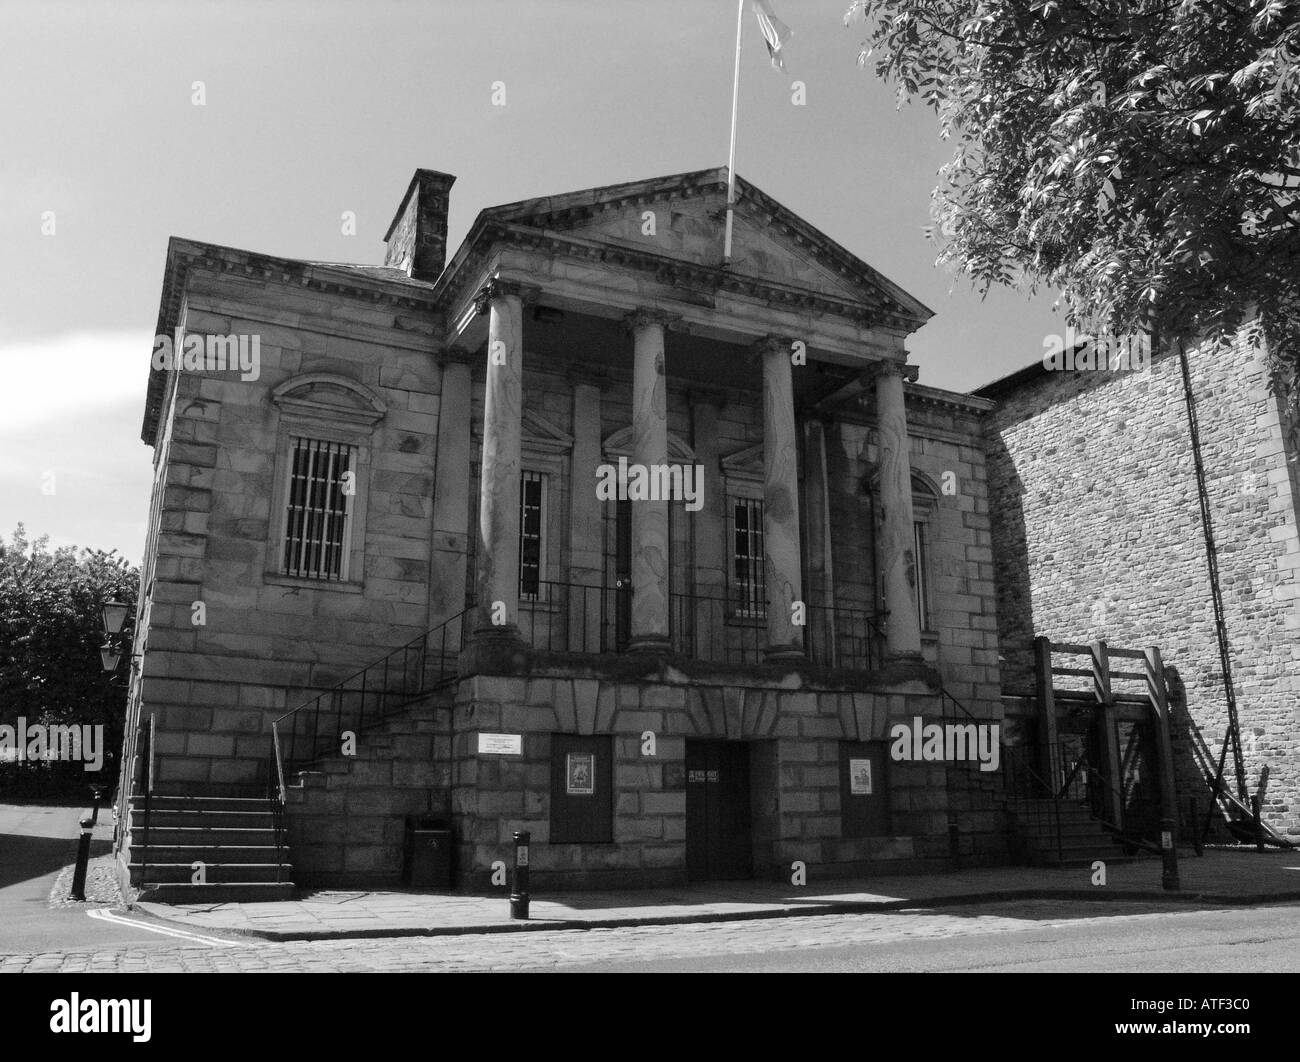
[478,733,523,755]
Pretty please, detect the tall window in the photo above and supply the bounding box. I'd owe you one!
[519,470,545,599]
[913,519,931,631]
[731,497,765,617]
[282,438,356,580]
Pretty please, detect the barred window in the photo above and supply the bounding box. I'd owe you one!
[731,497,765,617]
[519,470,545,599]
[282,438,355,580]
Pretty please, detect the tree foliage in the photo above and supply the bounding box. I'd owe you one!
[846,0,1299,380]
[0,525,139,792]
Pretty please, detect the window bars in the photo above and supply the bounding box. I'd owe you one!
[519,470,544,599]
[731,497,765,617]
[283,438,355,580]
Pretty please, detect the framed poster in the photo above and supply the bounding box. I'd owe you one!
[566,752,595,795]
[849,758,873,795]
[551,735,612,842]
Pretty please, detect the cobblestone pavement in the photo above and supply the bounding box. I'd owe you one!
[0,899,1257,972]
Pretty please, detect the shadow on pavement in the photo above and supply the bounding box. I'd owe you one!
[0,834,105,889]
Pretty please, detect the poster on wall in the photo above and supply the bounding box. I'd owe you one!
[566,752,595,795]
[849,758,873,795]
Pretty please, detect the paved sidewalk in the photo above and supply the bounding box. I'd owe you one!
[129,848,1300,941]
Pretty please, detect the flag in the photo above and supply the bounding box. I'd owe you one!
[752,0,791,71]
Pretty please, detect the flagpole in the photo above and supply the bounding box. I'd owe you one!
[724,0,744,265]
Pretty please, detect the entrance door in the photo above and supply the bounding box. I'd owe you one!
[685,740,753,880]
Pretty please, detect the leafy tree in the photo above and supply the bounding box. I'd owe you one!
[0,525,139,796]
[845,0,1299,386]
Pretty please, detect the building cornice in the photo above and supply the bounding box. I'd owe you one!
[433,219,929,339]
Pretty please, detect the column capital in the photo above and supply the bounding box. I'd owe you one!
[871,359,920,384]
[753,334,796,358]
[474,277,542,316]
[623,307,681,335]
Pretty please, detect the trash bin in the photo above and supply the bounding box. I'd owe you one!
[403,816,453,889]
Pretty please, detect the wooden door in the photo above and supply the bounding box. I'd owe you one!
[685,740,753,880]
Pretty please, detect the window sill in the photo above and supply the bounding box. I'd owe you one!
[263,571,364,594]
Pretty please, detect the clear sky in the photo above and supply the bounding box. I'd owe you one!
[0,0,1062,566]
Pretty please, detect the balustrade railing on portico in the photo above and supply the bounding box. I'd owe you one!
[517,578,884,670]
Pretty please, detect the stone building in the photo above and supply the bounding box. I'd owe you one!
[977,328,1300,841]
[115,166,1007,896]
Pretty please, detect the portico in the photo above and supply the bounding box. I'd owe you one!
[440,170,932,669]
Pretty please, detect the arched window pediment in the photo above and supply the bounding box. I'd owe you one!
[272,373,387,428]
[602,426,697,464]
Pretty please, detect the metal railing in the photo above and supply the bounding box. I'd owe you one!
[270,583,886,783]
[994,717,1147,860]
[139,715,154,887]
[803,601,885,672]
[113,712,143,857]
[1001,741,1066,864]
[937,685,1067,863]
[516,578,886,669]
[266,724,287,883]
[273,606,470,781]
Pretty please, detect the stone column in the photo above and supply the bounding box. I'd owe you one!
[689,390,727,661]
[802,415,836,664]
[568,371,606,652]
[758,336,804,659]
[429,347,474,646]
[626,309,674,652]
[471,278,528,643]
[874,361,922,659]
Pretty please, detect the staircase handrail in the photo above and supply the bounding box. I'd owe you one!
[141,715,154,888]
[273,605,471,779]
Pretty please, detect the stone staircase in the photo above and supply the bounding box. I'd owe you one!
[1006,797,1131,867]
[123,793,294,903]
[282,685,454,887]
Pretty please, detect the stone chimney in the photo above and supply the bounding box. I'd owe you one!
[383,168,456,283]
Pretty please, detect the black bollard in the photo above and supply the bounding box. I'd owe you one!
[1252,795,1265,852]
[1190,797,1202,856]
[1159,817,1180,891]
[70,816,92,901]
[948,818,961,869]
[509,830,530,920]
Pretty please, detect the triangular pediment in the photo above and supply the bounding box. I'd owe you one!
[602,427,695,463]
[472,408,573,452]
[482,169,931,322]
[521,409,573,454]
[721,443,764,482]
